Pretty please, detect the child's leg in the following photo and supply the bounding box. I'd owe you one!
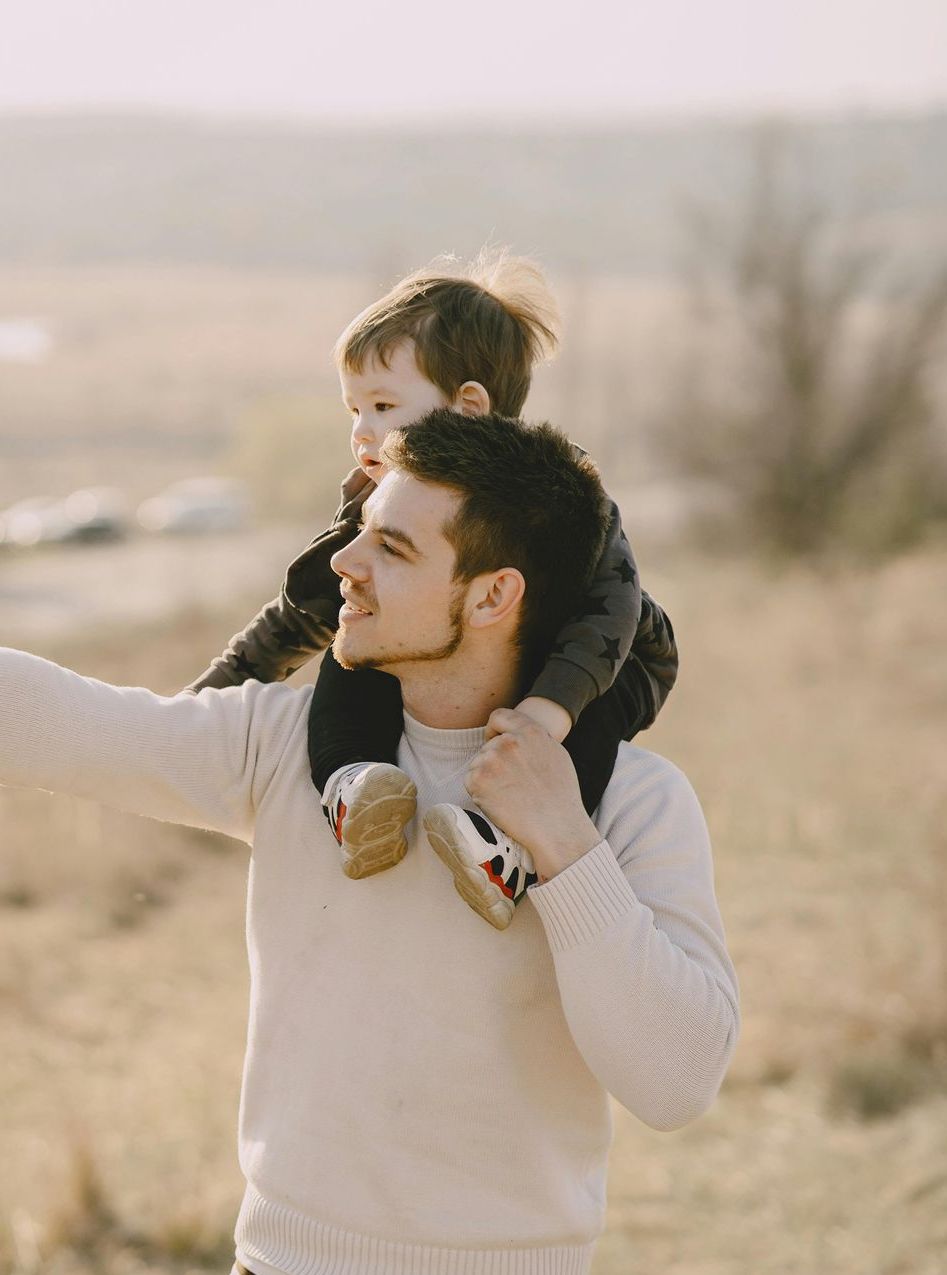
[308,647,416,879]
[307,645,404,792]
[564,652,657,814]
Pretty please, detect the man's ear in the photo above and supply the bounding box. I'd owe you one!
[466,568,525,630]
[455,381,491,417]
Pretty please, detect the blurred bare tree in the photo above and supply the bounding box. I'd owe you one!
[666,133,947,556]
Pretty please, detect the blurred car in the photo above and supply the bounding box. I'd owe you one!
[0,488,130,548]
[136,477,250,534]
[0,497,65,548]
[58,487,130,543]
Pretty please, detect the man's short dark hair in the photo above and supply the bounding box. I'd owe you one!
[381,409,610,683]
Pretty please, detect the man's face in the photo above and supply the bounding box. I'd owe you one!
[330,471,466,674]
[340,341,451,483]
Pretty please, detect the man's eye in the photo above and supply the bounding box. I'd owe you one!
[376,403,394,413]
[379,541,400,557]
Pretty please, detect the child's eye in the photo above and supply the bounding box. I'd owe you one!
[379,541,401,557]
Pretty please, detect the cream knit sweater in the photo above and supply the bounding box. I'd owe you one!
[0,649,739,1275]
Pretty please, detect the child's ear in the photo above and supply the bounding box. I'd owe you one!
[455,381,490,417]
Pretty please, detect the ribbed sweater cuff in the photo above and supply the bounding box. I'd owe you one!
[528,840,639,950]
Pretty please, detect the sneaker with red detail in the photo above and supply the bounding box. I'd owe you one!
[422,804,539,930]
[322,762,417,880]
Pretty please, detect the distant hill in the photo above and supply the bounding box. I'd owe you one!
[0,111,945,276]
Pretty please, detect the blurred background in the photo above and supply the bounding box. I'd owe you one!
[1,3,945,1273]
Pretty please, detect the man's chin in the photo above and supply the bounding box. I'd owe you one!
[332,612,464,673]
[331,633,383,673]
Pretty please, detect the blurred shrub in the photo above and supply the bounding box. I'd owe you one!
[231,393,354,524]
[663,135,947,558]
[827,1028,947,1122]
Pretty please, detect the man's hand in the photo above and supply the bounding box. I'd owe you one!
[465,708,601,882]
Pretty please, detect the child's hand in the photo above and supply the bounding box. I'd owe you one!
[499,695,572,744]
[337,467,376,523]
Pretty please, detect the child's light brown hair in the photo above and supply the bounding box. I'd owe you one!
[334,249,560,417]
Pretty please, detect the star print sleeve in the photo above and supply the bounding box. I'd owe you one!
[527,493,643,723]
[184,471,372,693]
[184,524,356,692]
[609,590,680,738]
[1,647,307,844]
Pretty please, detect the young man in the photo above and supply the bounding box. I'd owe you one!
[0,410,739,1275]
[187,255,678,927]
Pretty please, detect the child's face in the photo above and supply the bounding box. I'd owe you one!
[340,339,451,482]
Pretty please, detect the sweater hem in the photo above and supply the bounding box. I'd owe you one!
[236,1185,596,1275]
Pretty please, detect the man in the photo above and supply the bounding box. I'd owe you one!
[0,409,739,1275]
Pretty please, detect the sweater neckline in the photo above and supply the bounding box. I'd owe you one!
[402,710,487,757]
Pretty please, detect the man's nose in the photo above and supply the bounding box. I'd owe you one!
[330,533,367,581]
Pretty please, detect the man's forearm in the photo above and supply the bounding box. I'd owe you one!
[529,837,738,1131]
[523,754,739,1132]
[530,817,602,884]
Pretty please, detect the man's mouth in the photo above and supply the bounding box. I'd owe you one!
[340,595,373,619]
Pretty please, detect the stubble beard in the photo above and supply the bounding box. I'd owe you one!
[332,587,466,673]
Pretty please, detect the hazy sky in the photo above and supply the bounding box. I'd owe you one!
[1,0,945,122]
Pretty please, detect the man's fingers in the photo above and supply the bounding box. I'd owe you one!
[465,737,508,791]
[485,707,526,737]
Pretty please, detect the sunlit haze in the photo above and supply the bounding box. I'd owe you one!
[2,0,945,121]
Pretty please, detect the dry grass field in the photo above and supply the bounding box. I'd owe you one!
[2,260,945,1273]
[1,540,945,1275]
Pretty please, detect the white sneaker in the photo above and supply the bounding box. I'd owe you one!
[323,763,417,880]
[423,804,538,930]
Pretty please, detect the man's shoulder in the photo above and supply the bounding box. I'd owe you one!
[192,677,313,713]
[609,741,694,794]
[190,678,313,755]
[596,742,706,842]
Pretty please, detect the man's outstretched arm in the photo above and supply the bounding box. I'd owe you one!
[467,708,740,1132]
[0,648,308,844]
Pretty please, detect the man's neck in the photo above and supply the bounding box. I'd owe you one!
[396,654,522,730]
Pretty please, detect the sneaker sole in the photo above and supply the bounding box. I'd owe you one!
[422,807,514,931]
[341,773,418,881]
